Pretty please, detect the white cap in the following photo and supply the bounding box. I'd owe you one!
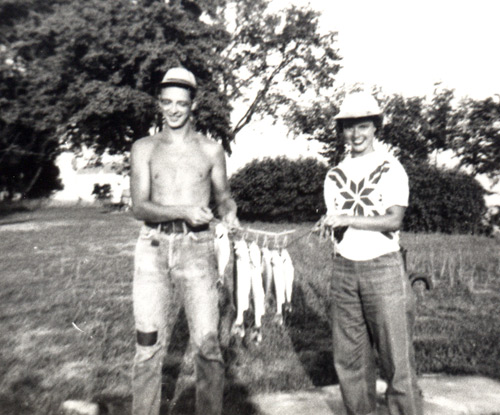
[160,67,197,89]
[334,91,382,120]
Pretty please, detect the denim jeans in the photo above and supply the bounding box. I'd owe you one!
[132,225,224,415]
[330,251,423,415]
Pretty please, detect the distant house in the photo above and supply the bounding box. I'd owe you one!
[53,151,129,204]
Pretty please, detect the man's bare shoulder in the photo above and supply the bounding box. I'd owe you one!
[196,133,224,158]
[131,134,160,157]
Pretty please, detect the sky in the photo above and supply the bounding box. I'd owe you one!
[227,0,500,175]
[311,0,500,99]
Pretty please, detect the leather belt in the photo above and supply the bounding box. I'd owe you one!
[144,220,209,234]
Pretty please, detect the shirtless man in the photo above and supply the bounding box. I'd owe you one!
[129,67,238,415]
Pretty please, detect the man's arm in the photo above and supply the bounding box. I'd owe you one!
[210,144,239,227]
[323,205,406,232]
[130,139,213,226]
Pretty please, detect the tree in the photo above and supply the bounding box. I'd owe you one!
[453,97,500,179]
[426,86,456,154]
[287,87,460,168]
[379,94,430,164]
[284,96,345,166]
[0,0,232,198]
[206,0,341,140]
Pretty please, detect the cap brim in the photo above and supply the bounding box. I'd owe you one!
[160,79,196,89]
[334,112,382,120]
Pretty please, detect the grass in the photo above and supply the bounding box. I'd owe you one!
[0,206,499,414]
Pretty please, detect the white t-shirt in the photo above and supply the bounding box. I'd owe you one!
[324,149,409,261]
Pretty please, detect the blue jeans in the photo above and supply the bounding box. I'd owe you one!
[330,251,423,415]
[132,225,224,415]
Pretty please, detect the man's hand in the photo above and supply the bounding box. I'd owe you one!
[221,210,240,230]
[184,206,214,227]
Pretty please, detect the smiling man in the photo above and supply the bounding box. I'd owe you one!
[129,67,238,415]
[322,91,423,415]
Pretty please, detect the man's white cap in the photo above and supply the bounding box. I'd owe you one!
[160,67,197,89]
[334,91,382,120]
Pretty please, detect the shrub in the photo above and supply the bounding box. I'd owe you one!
[230,157,490,234]
[229,157,327,222]
[403,162,490,234]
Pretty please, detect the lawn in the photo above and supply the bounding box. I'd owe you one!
[0,206,499,414]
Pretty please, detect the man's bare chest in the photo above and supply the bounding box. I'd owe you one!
[149,146,212,185]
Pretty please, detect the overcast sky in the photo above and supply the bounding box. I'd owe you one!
[310,0,500,99]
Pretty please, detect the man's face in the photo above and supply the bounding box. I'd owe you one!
[159,86,194,130]
[342,118,376,158]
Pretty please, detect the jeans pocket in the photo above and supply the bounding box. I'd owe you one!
[134,234,162,281]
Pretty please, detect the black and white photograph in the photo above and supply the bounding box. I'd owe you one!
[1,1,499,414]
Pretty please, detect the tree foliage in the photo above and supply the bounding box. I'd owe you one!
[453,97,500,179]
[0,0,231,198]
[1,0,342,198]
[380,88,457,165]
[207,0,341,138]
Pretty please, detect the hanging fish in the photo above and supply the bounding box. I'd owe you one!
[281,248,295,313]
[260,246,274,306]
[249,241,265,343]
[271,249,286,325]
[233,239,251,337]
[214,223,231,284]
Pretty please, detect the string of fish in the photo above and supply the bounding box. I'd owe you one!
[213,220,328,344]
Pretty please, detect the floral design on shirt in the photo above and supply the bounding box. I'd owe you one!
[327,160,394,239]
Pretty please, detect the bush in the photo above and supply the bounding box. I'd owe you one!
[403,162,490,234]
[230,157,490,234]
[229,157,327,222]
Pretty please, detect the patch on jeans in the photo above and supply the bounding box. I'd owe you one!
[136,330,158,346]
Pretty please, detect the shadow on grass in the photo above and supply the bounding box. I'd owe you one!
[163,303,259,415]
[168,383,259,415]
[286,284,339,387]
[0,202,31,220]
[96,299,258,415]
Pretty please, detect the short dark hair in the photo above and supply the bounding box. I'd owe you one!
[336,115,383,135]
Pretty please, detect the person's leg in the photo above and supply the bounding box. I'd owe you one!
[331,256,377,415]
[132,228,172,415]
[360,252,423,415]
[174,232,224,415]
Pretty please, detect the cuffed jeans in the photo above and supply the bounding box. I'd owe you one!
[132,226,224,415]
[330,251,423,415]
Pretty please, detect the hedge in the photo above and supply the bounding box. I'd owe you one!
[229,156,490,234]
[229,157,327,222]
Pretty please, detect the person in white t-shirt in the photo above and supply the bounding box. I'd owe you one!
[321,91,423,415]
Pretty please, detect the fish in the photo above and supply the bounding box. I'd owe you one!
[281,248,295,309]
[214,223,231,283]
[233,239,251,335]
[261,246,274,304]
[271,249,286,324]
[249,241,265,331]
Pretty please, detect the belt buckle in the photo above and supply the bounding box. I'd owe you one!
[175,221,185,233]
[160,222,173,233]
